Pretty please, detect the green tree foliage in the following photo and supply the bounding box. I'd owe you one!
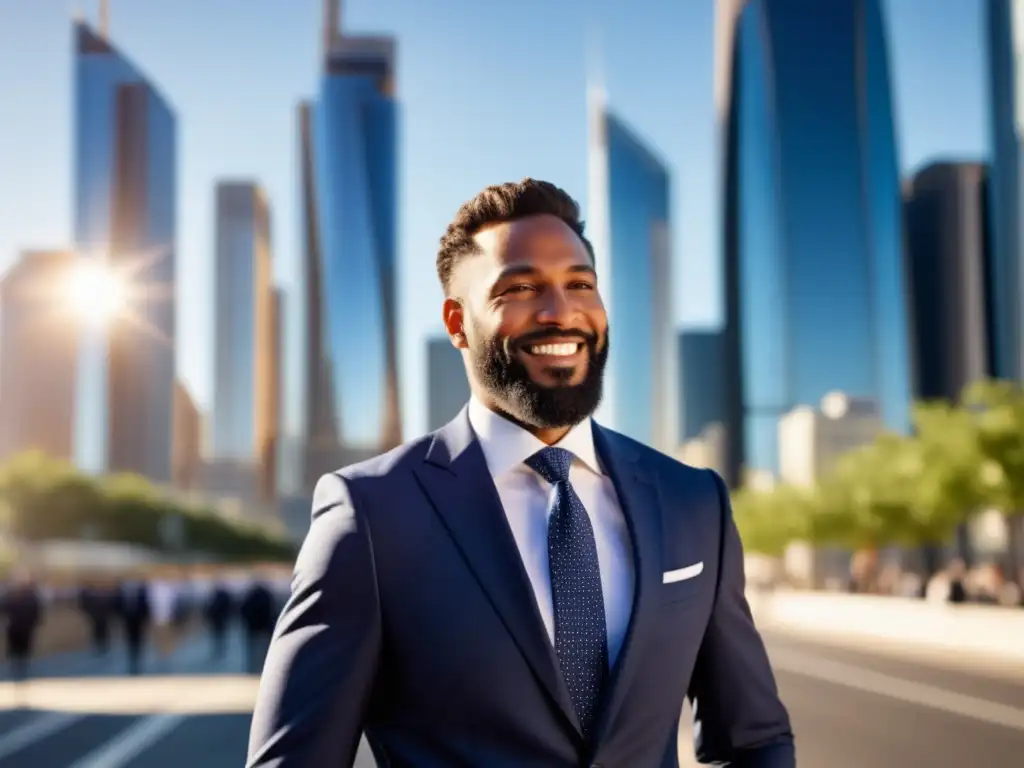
[0,452,295,562]
[732,380,1023,557]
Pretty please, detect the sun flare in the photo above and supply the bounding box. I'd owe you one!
[65,260,127,324]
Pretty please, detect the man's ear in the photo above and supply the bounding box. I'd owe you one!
[442,297,468,349]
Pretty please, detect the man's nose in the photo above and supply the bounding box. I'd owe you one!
[536,288,581,325]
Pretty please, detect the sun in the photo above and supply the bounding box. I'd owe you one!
[65,260,127,324]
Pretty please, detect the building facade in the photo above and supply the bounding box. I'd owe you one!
[426,336,470,432]
[73,20,176,482]
[171,379,203,491]
[678,329,725,443]
[0,251,78,463]
[720,0,911,478]
[588,91,674,451]
[904,162,992,401]
[211,182,277,498]
[296,0,400,481]
[983,0,1024,381]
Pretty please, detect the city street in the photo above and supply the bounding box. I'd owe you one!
[0,628,1021,766]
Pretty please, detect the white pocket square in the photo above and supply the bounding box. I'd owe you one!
[662,562,704,584]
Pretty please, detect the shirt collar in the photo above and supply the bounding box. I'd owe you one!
[467,396,603,479]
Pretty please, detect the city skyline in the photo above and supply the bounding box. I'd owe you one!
[0,0,991,444]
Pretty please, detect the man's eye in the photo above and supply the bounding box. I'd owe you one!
[505,284,535,294]
[569,282,594,290]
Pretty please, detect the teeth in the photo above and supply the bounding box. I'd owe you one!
[529,343,579,356]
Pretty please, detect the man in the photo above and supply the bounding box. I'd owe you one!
[248,179,794,767]
[239,574,278,674]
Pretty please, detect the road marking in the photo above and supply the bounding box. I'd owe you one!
[770,647,1024,732]
[0,712,85,759]
[67,713,186,768]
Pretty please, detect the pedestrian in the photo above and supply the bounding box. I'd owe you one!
[78,577,118,656]
[2,571,43,683]
[116,573,151,675]
[247,179,794,767]
[204,578,233,661]
[239,577,275,674]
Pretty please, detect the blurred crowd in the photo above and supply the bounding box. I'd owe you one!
[869,557,1023,607]
[0,564,291,681]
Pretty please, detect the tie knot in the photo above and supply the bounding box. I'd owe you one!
[525,446,573,484]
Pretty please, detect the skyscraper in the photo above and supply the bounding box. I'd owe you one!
[983,0,1024,381]
[211,181,277,499]
[73,18,176,481]
[719,0,911,478]
[904,162,992,401]
[678,329,725,443]
[296,0,401,483]
[588,90,674,452]
[0,251,78,463]
[425,336,470,432]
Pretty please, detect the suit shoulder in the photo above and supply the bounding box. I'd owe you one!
[604,428,717,485]
[326,432,435,484]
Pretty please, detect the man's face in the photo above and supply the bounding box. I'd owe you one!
[444,214,609,429]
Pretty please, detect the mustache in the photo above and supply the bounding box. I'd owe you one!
[512,328,599,349]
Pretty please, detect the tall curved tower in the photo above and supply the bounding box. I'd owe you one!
[298,0,401,480]
[720,0,911,478]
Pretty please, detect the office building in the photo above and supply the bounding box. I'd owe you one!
[211,181,277,499]
[778,392,883,587]
[983,0,1024,381]
[0,251,78,462]
[588,89,674,451]
[719,0,911,478]
[172,379,202,491]
[295,0,401,485]
[426,336,470,432]
[904,162,992,401]
[73,18,177,481]
[678,329,725,442]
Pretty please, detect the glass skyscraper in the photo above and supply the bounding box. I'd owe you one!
[720,0,911,477]
[296,1,401,480]
[678,329,725,443]
[904,163,993,402]
[73,20,177,482]
[588,90,675,452]
[984,0,1024,381]
[211,181,278,499]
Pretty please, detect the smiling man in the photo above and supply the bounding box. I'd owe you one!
[247,179,795,767]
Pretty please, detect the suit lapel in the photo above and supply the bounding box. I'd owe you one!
[591,424,664,744]
[412,409,583,740]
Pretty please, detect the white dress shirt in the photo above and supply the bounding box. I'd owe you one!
[467,397,635,666]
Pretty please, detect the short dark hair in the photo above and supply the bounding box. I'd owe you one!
[436,178,594,294]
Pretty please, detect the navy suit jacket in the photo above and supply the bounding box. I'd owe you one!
[247,409,794,767]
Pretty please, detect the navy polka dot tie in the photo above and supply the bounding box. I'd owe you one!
[526,446,608,737]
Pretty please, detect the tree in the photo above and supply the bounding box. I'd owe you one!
[0,451,104,540]
[732,483,812,557]
[962,380,1024,573]
[0,451,296,563]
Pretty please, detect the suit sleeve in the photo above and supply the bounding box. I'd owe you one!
[687,470,795,767]
[246,473,382,768]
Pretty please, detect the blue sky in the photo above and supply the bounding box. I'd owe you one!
[0,0,987,440]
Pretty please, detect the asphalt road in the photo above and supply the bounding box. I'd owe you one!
[0,627,1021,766]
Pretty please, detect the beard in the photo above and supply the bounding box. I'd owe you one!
[467,320,609,429]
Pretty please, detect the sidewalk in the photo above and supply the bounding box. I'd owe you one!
[748,588,1024,677]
